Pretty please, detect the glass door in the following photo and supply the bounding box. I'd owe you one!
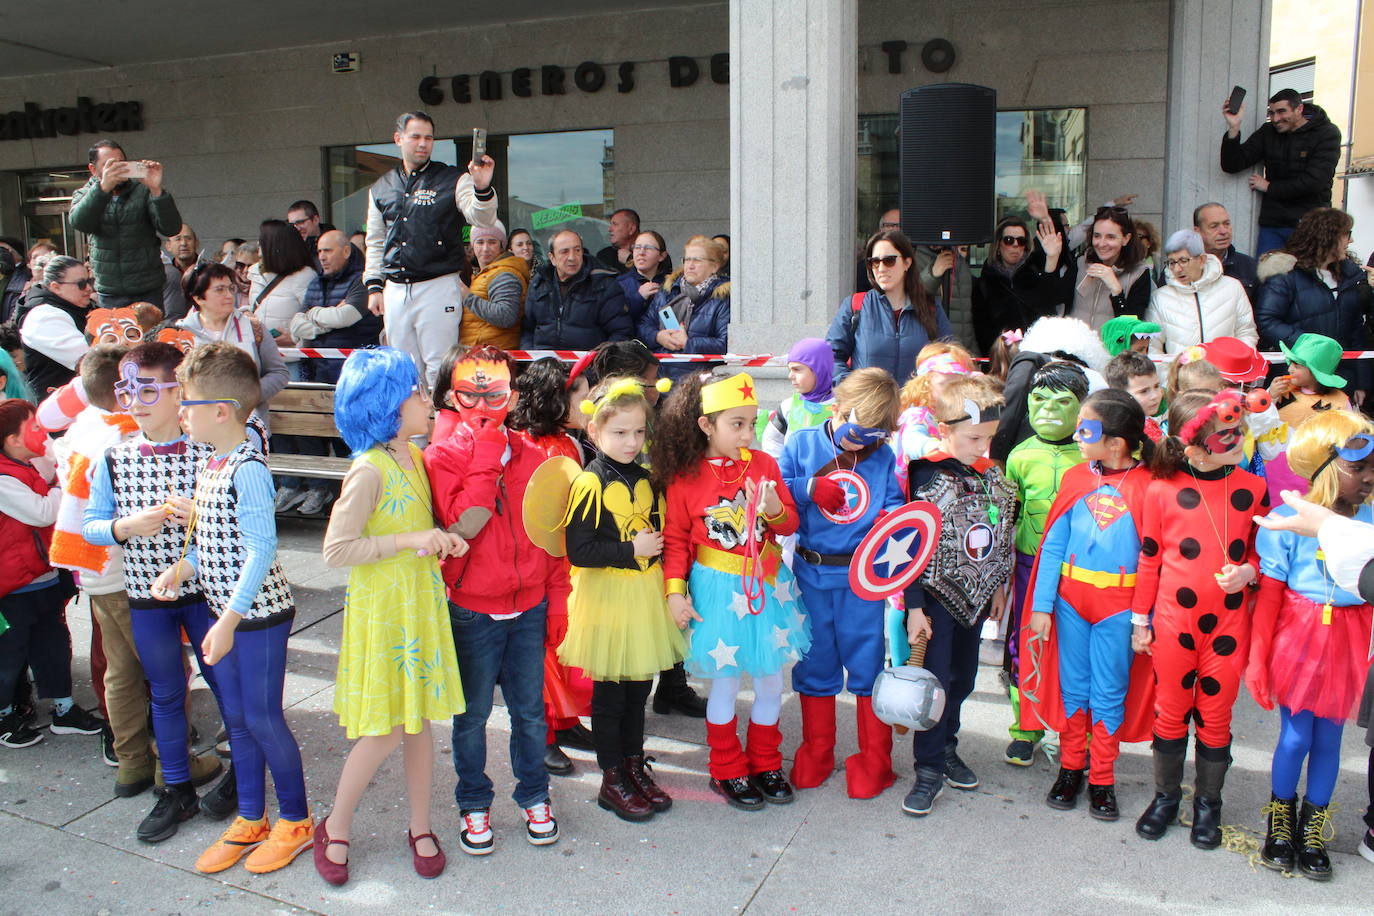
[21,168,90,257]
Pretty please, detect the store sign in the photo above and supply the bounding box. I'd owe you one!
[419,54,729,106]
[0,97,144,142]
[531,203,584,230]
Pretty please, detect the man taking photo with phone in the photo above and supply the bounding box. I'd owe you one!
[68,139,182,311]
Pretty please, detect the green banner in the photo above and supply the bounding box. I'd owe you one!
[531,202,583,230]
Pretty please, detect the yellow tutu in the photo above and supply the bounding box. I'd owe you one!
[558,564,686,681]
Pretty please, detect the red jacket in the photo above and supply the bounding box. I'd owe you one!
[0,454,56,597]
[425,424,570,619]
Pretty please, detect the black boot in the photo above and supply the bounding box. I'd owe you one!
[555,722,596,751]
[1190,740,1230,850]
[1296,798,1334,881]
[1087,784,1119,821]
[652,663,707,718]
[137,782,198,843]
[1045,768,1085,810]
[1259,793,1297,872]
[1135,735,1186,840]
[544,742,574,776]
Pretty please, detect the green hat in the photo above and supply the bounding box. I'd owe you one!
[1100,316,1161,357]
[1279,333,1347,389]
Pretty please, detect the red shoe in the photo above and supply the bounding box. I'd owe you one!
[312,817,349,886]
[845,696,897,799]
[408,831,446,879]
[791,694,837,789]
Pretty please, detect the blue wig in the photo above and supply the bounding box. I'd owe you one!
[0,349,33,402]
[334,347,420,455]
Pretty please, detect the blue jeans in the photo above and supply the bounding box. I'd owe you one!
[1256,226,1294,256]
[129,597,225,785]
[448,600,549,810]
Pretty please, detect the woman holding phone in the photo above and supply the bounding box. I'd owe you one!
[636,235,730,379]
[617,230,673,325]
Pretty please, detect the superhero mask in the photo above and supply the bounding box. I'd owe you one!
[1073,418,1104,444]
[21,415,47,455]
[1027,385,1081,441]
[85,307,143,345]
[156,328,197,354]
[451,353,512,428]
[1313,433,1374,480]
[832,410,888,449]
[113,360,179,410]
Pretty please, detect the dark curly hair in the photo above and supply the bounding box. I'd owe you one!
[589,339,659,386]
[508,357,571,437]
[1284,207,1355,272]
[650,371,719,490]
[432,344,467,412]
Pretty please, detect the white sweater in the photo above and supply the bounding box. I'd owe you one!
[1145,254,1258,354]
[247,264,316,349]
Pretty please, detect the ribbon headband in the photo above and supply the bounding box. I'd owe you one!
[917,353,973,377]
[946,398,1002,426]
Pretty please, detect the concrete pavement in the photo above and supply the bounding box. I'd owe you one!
[2,516,1372,915]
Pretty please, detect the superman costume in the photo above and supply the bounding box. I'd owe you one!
[1018,461,1155,786]
[779,421,905,798]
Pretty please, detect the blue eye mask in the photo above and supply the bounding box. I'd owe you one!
[1313,433,1374,479]
[832,411,888,449]
[1074,418,1104,444]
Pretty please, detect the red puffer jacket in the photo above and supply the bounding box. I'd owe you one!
[0,454,56,597]
[424,423,570,620]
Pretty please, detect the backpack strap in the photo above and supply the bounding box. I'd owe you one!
[850,291,866,313]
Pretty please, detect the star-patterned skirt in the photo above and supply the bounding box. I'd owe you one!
[684,561,811,679]
[559,565,687,681]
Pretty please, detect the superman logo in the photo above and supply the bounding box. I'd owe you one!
[1084,492,1127,530]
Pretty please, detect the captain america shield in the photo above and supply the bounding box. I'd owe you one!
[848,500,942,601]
[818,468,870,524]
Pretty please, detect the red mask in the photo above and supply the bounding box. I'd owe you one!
[21,416,47,455]
[451,355,512,429]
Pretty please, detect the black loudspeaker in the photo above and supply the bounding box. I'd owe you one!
[899,83,996,246]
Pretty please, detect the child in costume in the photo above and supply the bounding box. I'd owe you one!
[1162,346,1223,407]
[984,328,1021,381]
[1248,411,1374,880]
[507,356,596,775]
[1020,389,1156,821]
[1002,361,1089,766]
[900,374,1017,817]
[82,343,228,844]
[893,342,974,489]
[652,371,810,810]
[1132,388,1269,849]
[781,368,904,798]
[1099,315,1160,357]
[1197,336,1288,491]
[1105,349,1164,442]
[0,399,85,750]
[314,348,468,886]
[1271,333,1352,432]
[756,338,835,459]
[558,377,687,821]
[152,342,313,875]
[424,345,570,855]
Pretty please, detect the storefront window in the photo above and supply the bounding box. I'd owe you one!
[20,168,89,257]
[857,107,1087,260]
[327,129,615,261]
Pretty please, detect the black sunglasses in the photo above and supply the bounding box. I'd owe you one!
[57,277,93,289]
[867,254,900,268]
[1000,235,1027,247]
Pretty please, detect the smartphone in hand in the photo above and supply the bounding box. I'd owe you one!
[659,306,681,330]
[1226,85,1246,115]
[472,128,487,163]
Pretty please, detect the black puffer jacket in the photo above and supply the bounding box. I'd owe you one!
[971,258,1066,354]
[1256,251,1373,390]
[1220,103,1342,229]
[520,257,633,350]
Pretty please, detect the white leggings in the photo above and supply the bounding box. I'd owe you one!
[706,673,784,727]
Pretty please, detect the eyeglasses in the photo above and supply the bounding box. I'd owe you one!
[682,256,714,264]
[115,380,179,409]
[866,255,900,268]
[631,244,662,253]
[1164,256,1195,270]
[287,217,313,227]
[205,283,235,295]
[879,221,902,230]
[56,277,92,289]
[1000,235,1027,247]
[179,398,240,409]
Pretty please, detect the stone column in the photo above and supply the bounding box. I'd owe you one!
[729,0,857,365]
[1164,0,1273,251]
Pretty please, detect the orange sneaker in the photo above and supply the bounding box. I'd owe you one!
[195,816,269,873]
[243,814,314,874]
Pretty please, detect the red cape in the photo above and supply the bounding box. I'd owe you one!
[1017,463,1155,742]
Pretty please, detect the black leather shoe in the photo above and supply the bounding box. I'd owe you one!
[1296,798,1333,881]
[1045,767,1085,810]
[711,776,765,811]
[544,743,574,777]
[1087,783,1119,821]
[555,722,596,752]
[1260,794,1297,872]
[199,765,237,820]
[748,769,795,805]
[137,783,198,843]
[1190,796,1223,849]
[1135,792,1181,840]
[653,664,707,717]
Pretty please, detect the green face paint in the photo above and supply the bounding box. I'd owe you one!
[1027,386,1082,442]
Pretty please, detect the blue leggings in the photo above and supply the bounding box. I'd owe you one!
[1272,706,1344,806]
[210,620,308,821]
[129,598,225,785]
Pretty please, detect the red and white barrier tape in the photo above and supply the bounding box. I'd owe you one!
[281,348,785,366]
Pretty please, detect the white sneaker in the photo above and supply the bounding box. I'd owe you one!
[458,808,494,856]
[521,800,559,846]
[296,488,331,517]
[274,486,306,513]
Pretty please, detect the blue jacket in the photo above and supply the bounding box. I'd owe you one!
[300,244,378,383]
[521,256,632,350]
[826,288,953,384]
[1256,252,1373,389]
[778,422,905,586]
[637,273,731,378]
[617,266,671,325]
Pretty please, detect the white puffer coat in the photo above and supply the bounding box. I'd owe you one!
[1145,253,1258,353]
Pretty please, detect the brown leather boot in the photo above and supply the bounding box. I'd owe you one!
[624,755,672,812]
[598,765,654,822]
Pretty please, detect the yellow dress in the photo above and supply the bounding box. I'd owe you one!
[557,460,686,681]
[333,445,464,738]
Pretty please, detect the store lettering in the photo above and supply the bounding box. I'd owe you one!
[0,97,144,142]
[419,55,726,106]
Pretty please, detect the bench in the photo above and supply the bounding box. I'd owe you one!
[266,383,351,481]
